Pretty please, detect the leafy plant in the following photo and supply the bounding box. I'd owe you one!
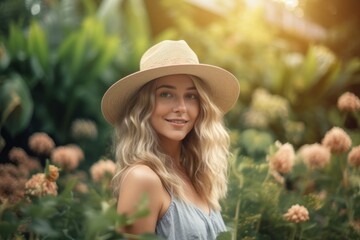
[0,0,151,165]
[223,93,360,239]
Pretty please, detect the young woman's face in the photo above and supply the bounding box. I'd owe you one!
[150,74,200,144]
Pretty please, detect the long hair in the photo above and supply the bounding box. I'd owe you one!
[111,75,230,210]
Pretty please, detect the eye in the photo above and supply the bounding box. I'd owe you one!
[159,92,173,98]
[186,93,199,100]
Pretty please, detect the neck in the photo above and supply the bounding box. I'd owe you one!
[159,139,182,165]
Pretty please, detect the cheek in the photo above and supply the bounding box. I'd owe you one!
[150,105,164,128]
[189,103,200,120]
[153,99,172,114]
[149,110,158,126]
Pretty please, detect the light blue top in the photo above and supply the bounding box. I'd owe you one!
[155,196,227,240]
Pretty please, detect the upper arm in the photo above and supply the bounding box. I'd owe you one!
[117,165,164,234]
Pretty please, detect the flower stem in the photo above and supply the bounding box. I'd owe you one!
[299,224,303,240]
[289,224,296,240]
[232,197,241,240]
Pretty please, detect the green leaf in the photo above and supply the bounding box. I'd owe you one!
[7,23,27,60]
[87,36,119,78]
[216,231,232,240]
[301,45,319,90]
[82,0,97,15]
[122,0,151,64]
[57,33,78,61]
[137,233,159,240]
[0,221,19,239]
[28,21,49,74]
[29,218,59,238]
[0,74,33,136]
[71,24,87,77]
[59,179,77,201]
[83,17,104,48]
[22,197,59,218]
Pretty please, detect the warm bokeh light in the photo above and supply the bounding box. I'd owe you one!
[273,0,299,9]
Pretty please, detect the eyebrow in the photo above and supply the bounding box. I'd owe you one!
[156,85,197,90]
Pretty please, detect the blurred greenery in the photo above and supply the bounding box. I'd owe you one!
[0,0,360,239]
[0,0,152,166]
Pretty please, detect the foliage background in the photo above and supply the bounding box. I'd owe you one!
[0,0,359,239]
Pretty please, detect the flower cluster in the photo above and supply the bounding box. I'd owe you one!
[321,127,352,154]
[8,147,42,171]
[90,159,116,183]
[28,132,55,155]
[284,204,309,223]
[1,132,86,204]
[244,88,289,128]
[0,164,28,203]
[348,146,360,168]
[25,170,58,197]
[296,126,359,170]
[71,118,98,140]
[268,142,295,174]
[24,164,59,197]
[298,143,331,169]
[51,144,84,171]
[337,92,360,112]
[1,147,43,203]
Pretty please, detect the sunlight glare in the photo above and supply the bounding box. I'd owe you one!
[274,0,299,9]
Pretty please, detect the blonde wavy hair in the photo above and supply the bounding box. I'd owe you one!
[111,75,230,210]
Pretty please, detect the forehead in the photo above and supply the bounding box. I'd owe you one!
[155,74,196,88]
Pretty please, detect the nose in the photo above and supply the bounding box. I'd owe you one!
[173,97,187,113]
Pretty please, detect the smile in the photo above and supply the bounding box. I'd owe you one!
[166,119,188,124]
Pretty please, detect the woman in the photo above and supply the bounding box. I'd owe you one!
[101,40,240,239]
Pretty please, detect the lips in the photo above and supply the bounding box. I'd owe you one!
[166,119,188,124]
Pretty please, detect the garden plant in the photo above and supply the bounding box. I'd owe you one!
[1,0,360,239]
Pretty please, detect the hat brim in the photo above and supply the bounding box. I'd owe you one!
[101,64,240,125]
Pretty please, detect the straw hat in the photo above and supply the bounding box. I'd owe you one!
[101,40,240,125]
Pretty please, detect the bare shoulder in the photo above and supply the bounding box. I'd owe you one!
[117,165,167,233]
[120,165,164,195]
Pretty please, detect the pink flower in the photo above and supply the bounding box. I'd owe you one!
[0,163,27,179]
[71,119,98,139]
[322,127,352,154]
[348,146,360,168]
[25,173,57,197]
[337,92,360,112]
[298,143,331,169]
[0,165,27,203]
[75,182,89,194]
[51,145,84,171]
[28,132,55,155]
[8,147,28,164]
[66,144,85,161]
[0,175,26,203]
[284,204,309,223]
[268,142,295,174]
[90,159,116,183]
[21,157,42,172]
